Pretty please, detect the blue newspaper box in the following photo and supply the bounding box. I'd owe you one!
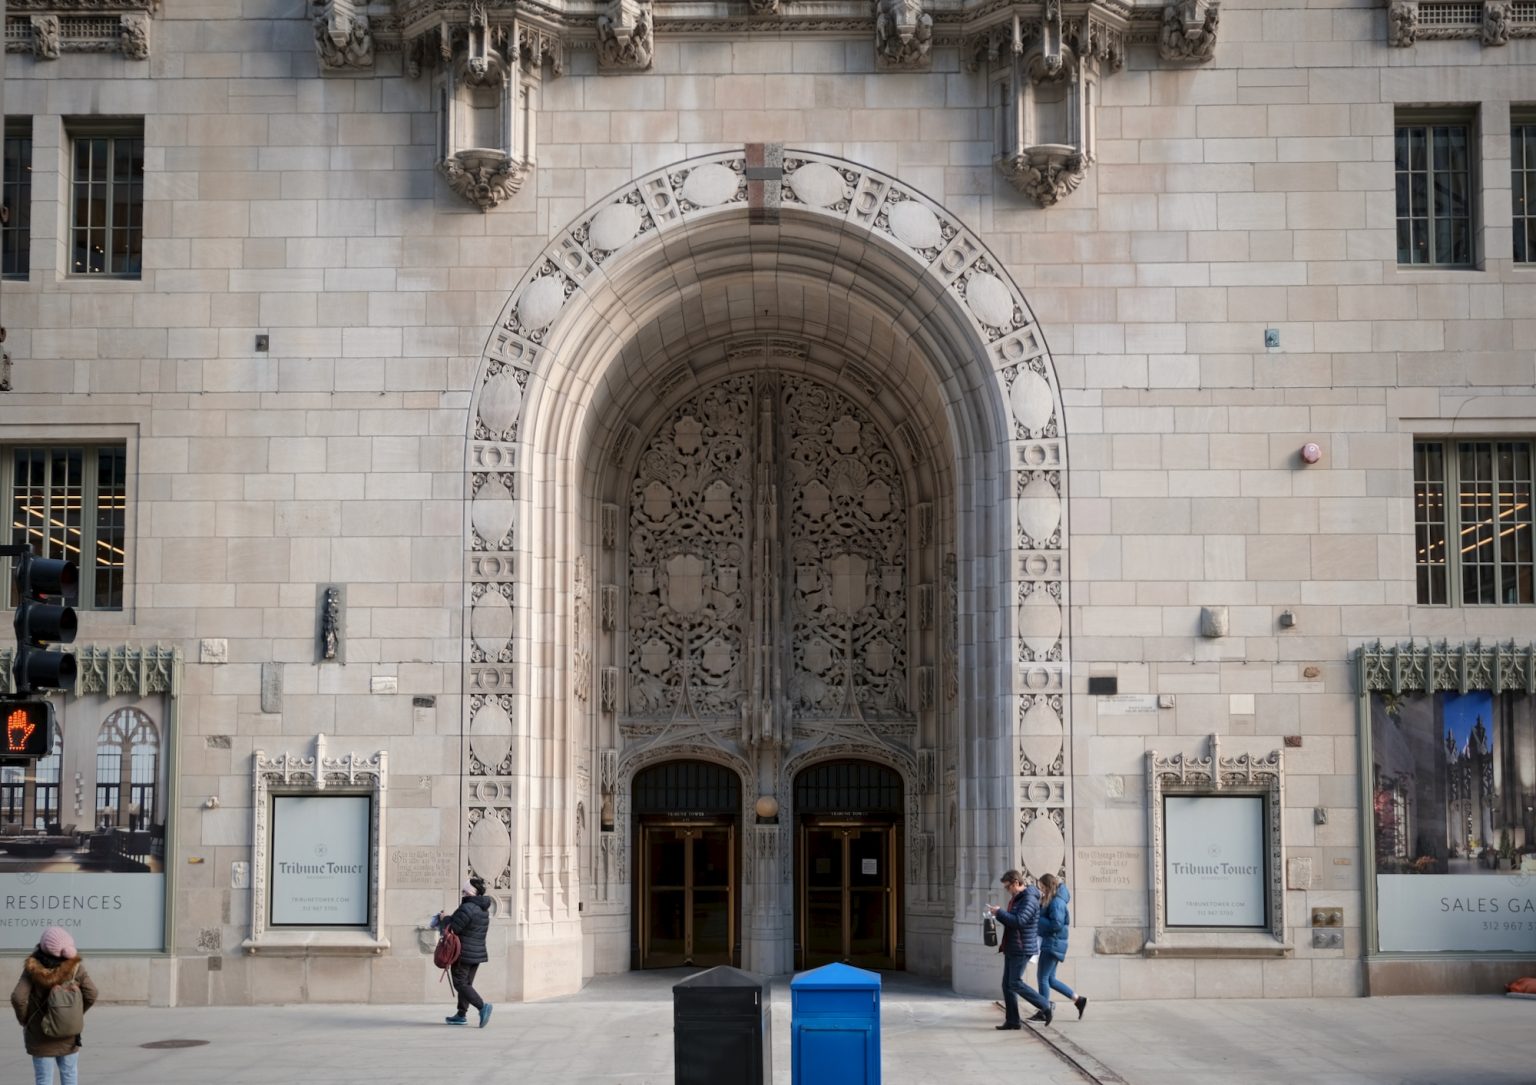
[789,962,881,1085]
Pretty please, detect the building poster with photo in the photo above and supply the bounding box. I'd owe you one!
[270,795,371,926]
[1371,691,1536,951]
[0,700,171,950]
[1164,795,1266,928]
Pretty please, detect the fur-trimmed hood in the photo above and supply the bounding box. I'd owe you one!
[24,953,82,988]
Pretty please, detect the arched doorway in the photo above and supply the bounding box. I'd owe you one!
[631,759,741,969]
[794,760,904,970]
[462,146,1071,999]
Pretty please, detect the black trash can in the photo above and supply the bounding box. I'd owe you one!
[672,965,771,1085]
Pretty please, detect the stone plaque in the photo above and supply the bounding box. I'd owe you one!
[1097,695,1159,716]
[389,847,458,889]
[1078,846,1143,890]
[1286,856,1314,890]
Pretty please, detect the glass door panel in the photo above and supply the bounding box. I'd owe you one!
[640,823,735,968]
[847,828,889,960]
[799,822,898,969]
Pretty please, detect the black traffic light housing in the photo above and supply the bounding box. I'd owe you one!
[0,699,52,758]
[12,551,78,692]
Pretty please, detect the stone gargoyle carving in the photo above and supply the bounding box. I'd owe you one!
[314,4,374,71]
[1387,1,1417,47]
[31,16,61,60]
[440,150,531,212]
[1158,0,1219,62]
[996,148,1085,208]
[597,0,654,70]
[875,0,933,70]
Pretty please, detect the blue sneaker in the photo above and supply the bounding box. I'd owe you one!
[478,1003,493,1028]
[445,1014,468,1025]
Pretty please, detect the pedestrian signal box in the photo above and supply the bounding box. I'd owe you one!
[0,700,52,758]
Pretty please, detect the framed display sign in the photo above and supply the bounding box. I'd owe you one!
[1145,736,1288,955]
[269,794,372,926]
[1163,795,1267,928]
[244,739,389,954]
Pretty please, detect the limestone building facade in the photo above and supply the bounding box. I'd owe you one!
[0,0,1534,1005]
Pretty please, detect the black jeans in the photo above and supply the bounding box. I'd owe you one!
[1001,951,1049,1024]
[451,962,484,1014]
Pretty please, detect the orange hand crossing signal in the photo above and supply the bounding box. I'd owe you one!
[0,701,52,758]
[5,706,35,751]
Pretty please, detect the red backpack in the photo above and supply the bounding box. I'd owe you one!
[433,928,461,977]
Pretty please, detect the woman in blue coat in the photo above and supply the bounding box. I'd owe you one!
[1033,873,1087,1020]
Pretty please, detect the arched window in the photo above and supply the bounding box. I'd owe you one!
[97,708,159,829]
[35,728,61,830]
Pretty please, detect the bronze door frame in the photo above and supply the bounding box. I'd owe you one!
[795,817,902,970]
[636,819,737,969]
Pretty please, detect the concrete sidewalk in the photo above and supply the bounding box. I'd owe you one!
[7,972,1534,1085]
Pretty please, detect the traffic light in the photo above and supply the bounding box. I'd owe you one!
[0,700,52,758]
[12,553,77,692]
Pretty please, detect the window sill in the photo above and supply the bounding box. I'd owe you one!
[241,930,390,957]
[1143,932,1292,958]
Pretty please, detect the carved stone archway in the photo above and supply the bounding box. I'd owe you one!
[463,146,1069,1000]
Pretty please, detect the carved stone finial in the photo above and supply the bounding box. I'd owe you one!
[995,148,1085,208]
[875,0,933,70]
[440,150,530,211]
[1387,0,1417,47]
[1482,0,1510,46]
[314,0,374,70]
[597,0,654,71]
[1158,0,1219,62]
[518,25,565,77]
[119,12,150,60]
[31,16,61,60]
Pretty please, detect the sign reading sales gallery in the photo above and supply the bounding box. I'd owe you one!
[1164,795,1267,928]
[269,795,371,926]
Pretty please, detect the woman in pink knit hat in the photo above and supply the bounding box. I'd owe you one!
[9,926,98,1085]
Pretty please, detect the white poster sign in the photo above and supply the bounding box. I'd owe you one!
[1165,795,1266,927]
[0,873,164,950]
[1378,874,1536,952]
[270,795,371,926]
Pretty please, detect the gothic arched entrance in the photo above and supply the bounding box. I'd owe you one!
[463,147,1070,1000]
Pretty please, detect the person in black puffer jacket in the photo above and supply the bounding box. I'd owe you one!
[439,877,493,1028]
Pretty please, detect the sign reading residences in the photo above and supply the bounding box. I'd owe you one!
[270,795,371,926]
[1164,795,1266,928]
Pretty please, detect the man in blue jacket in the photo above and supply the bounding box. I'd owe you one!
[986,869,1052,1028]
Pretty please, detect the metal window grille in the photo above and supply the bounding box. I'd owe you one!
[632,760,741,815]
[794,760,902,814]
[1418,2,1482,26]
[4,444,127,610]
[1395,122,1473,266]
[69,131,143,277]
[3,120,32,279]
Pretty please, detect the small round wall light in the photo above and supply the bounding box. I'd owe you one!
[1300,442,1322,465]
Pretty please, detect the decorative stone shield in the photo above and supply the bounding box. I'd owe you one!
[470,698,514,772]
[827,553,870,613]
[472,477,516,549]
[1020,812,1065,881]
[802,480,831,519]
[468,813,512,886]
[663,554,708,615]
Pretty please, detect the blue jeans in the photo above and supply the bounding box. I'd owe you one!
[1001,951,1050,1024]
[33,1053,78,1085]
[1037,951,1075,1003]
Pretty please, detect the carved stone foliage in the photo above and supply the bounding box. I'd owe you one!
[624,370,910,724]
[1,643,181,699]
[875,0,933,70]
[1157,0,1219,62]
[1388,0,1417,45]
[786,379,908,719]
[597,0,653,70]
[1357,640,1536,696]
[5,8,153,59]
[628,377,752,719]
